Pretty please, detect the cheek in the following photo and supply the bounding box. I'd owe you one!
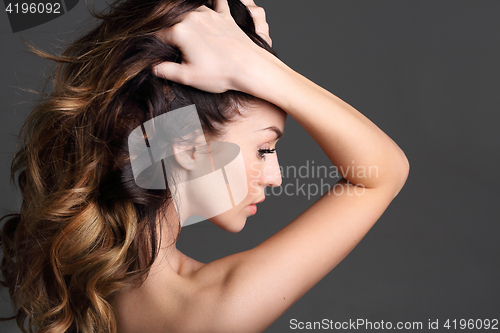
[245,158,261,186]
[248,160,262,178]
[240,148,257,174]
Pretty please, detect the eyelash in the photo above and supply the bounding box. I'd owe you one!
[258,148,276,160]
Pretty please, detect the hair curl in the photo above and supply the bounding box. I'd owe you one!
[0,0,277,332]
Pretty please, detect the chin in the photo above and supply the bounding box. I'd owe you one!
[209,212,247,233]
[225,219,246,233]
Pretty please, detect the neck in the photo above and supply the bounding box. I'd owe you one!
[149,200,183,276]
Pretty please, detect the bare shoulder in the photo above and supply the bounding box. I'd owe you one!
[113,249,257,333]
[113,251,230,333]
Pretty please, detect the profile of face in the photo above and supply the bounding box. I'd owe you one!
[165,99,286,232]
[129,100,286,233]
[205,99,286,232]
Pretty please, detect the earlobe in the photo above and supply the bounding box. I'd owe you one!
[172,144,197,170]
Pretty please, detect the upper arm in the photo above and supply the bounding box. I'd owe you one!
[187,174,408,332]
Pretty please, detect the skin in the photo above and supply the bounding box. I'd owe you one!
[169,98,286,232]
[112,1,409,332]
[203,100,286,233]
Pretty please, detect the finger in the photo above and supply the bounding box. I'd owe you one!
[152,62,187,84]
[157,25,179,47]
[258,33,272,47]
[247,6,269,33]
[213,0,230,14]
[240,0,257,6]
[246,6,271,46]
[256,22,269,35]
[195,4,212,12]
[248,5,266,21]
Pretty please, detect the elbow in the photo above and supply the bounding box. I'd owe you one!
[391,150,410,198]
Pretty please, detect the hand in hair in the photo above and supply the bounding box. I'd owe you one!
[153,0,271,94]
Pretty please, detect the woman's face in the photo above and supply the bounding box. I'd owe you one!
[208,99,286,232]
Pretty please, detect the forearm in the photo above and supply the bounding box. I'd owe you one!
[239,49,409,189]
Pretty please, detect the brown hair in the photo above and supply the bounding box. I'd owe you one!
[0,0,276,332]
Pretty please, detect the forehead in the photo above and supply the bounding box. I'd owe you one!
[225,99,286,138]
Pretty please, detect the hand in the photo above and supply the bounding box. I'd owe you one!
[241,0,272,47]
[153,0,266,93]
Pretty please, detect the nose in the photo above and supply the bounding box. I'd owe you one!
[260,154,282,187]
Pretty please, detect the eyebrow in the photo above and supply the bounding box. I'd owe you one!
[255,126,284,140]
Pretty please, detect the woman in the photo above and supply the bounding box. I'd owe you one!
[0,0,409,332]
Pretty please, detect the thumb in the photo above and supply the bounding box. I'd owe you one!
[213,0,230,14]
[153,62,187,84]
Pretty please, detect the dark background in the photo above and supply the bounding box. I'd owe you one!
[1,1,499,332]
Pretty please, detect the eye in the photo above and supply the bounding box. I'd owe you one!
[257,148,276,161]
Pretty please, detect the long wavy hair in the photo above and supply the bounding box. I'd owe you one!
[0,0,276,332]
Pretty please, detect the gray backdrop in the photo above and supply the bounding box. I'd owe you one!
[1,1,499,332]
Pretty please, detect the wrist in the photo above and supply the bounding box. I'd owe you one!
[231,46,289,99]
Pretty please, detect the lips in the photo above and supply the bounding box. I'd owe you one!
[248,197,264,215]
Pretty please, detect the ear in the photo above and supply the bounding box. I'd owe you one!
[172,142,197,171]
